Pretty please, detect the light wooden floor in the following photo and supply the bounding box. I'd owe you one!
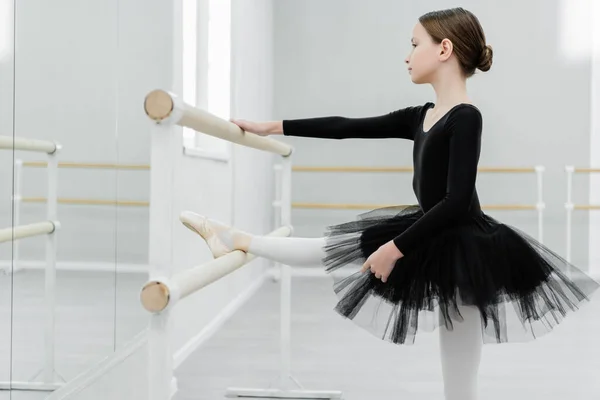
[174,275,600,400]
[0,272,598,399]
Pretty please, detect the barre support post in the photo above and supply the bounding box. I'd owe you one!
[535,165,545,244]
[224,156,342,399]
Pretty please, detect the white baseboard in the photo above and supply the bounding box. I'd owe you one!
[0,262,330,277]
[45,330,150,399]
[173,271,268,370]
[266,265,352,279]
[266,265,326,278]
[587,258,600,280]
[0,260,148,273]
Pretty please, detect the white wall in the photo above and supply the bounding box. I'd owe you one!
[273,0,593,270]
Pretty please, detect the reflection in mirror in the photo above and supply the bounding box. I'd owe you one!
[1,0,122,397]
[0,0,15,396]
[1,0,156,397]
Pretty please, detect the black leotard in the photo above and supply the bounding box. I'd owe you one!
[282,102,484,255]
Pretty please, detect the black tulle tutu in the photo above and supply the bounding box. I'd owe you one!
[321,205,600,345]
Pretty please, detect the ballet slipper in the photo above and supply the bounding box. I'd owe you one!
[179,211,247,258]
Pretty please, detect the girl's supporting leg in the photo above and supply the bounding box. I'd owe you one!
[438,296,483,400]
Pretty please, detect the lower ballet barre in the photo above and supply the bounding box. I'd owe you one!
[0,221,57,243]
[0,135,64,392]
[140,225,293,312]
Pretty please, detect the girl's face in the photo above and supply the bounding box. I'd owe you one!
[405,23,444,84]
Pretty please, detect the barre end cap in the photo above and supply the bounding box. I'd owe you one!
[144,89,174,123]
[141,280,170,313]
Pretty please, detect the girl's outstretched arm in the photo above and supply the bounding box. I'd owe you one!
[231,104,427,141]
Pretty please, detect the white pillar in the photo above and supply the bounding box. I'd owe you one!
[44,146,61,384]
[147,1,183,397]
[279,156,292,389]
[13,159,23,273]
[590,0,600,278]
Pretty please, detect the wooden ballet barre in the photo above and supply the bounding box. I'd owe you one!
[293,202,409,210]
[573,168,600,173]
[292,202,537,210]
[144,89,293,157]
[0,136,58,154]
[479,167,537,173]
[23,161,150,170]
[574,204,600,210]
[293,166,413,173]
[140,225,293,313]
[0,221,58,244]
[484,204,537,210]
[292,166,538,173]
[22,197,149,207]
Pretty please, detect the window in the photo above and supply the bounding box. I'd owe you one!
[182,0,197,149]
[0,0,12,60]
[182,0,232,161]
[558,0,594,62]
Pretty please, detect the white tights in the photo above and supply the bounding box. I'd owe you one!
[248,234,482,400]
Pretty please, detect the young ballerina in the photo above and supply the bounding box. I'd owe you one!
[179,7,599,400]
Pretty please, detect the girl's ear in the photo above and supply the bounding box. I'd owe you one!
[439,38,453,61]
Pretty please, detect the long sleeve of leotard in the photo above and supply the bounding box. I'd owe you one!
[392,106,483,255]
[281,105,425,140]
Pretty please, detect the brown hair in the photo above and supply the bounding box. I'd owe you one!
[419,8,493,77]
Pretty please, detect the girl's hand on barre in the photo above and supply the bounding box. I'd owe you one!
[230,119,283,136]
